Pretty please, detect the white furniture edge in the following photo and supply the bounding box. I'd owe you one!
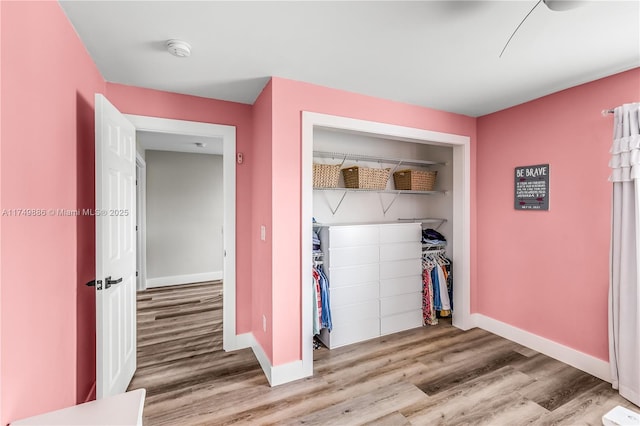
[11,389,146,425]
[472,313,611,382]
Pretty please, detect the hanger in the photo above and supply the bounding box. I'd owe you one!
[437,251,450,266]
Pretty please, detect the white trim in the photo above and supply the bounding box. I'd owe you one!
[146,271,223,288]
[472,313,611,382]
[123,114,239,351]
[301,111,472,380]
[247,333,308,386]
[135,153,147,292]
[271,360,306,386]
[234,332,253,350]
[249,334,273,385]
[451,142,473,331]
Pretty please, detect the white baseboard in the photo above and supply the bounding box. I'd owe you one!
[472,314,611,382]
[247,333,311,386]
[233,332,253,351]
[146,271,223,288]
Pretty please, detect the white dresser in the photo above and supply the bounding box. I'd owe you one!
[318,223,422,349]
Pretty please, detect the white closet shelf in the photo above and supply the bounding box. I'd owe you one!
[314,187,445,195]
[314,187,446,215]
[313,151,446,168]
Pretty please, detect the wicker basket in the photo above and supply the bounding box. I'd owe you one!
[393,169,437,191]
[342,166,390,190]
[313,163,341,188]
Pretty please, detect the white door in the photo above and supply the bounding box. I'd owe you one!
[95,94,137,398]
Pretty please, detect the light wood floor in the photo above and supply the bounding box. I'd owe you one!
[129,281,639,425]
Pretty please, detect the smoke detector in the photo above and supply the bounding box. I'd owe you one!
[166,39,191,58]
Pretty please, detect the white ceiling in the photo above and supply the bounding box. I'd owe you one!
[60,1,639,118]
[137,131,223,155]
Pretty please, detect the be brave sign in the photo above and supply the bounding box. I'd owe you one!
[515,164,549,210]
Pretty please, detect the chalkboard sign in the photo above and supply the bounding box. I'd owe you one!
[514,164,549,210]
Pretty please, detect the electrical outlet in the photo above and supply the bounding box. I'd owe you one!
[260,225,266,241]
[262,315,267,332]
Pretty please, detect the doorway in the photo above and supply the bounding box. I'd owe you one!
[124,114,241,352]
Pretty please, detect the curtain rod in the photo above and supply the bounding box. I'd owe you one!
[602,108,615,116]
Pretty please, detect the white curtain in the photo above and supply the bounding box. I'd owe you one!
[609,102,640,405]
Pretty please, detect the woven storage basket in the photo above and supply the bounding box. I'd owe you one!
[342,166,390,190]
[393,169,437,191]
[313,163,341,188]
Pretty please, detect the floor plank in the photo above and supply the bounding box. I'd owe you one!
[129,281,639,425]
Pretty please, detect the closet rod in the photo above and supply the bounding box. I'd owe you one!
[422,248,446,256]
[602,109,614,116]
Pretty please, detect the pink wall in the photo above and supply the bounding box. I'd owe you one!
[250,81,274,356]
[268,77,477,365]
[0,0,4,421]
[0,2,106,424]
[476,68,640,361]
[104,83,254,335]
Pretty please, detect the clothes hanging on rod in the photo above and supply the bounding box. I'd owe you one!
[312,263,332,333]
[422,247,452,325]
[312,224,332,338]
[312,266,322,335]
[318,265,332,331]
[422,266,438,326]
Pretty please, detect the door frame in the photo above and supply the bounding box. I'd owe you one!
[124,114,240,351]
[301,111,472,377]
[135,153,147,292]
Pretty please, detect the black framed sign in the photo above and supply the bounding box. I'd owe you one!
[514,164,549,210]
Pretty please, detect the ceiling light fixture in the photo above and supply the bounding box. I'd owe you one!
[166,39,191,58]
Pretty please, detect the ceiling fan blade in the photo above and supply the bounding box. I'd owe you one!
[499,0,543,58]
[543,0,585,11]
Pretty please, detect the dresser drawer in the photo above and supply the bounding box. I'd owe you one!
[329,225,379,248]
[329,245,379,268]
[379,242,421,262]
[380,275,422,298]
[380,258,421,280]
[331,281,379,308]
[324,319,380,348]
[329,263,379,288]
[380,309,423,335]
[331,299,379,324]
[379,223,421,244]
[380,292,422,316]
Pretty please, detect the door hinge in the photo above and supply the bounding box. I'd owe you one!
[136,271,139,277]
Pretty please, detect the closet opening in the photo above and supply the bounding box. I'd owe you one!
[301,112,471,377]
